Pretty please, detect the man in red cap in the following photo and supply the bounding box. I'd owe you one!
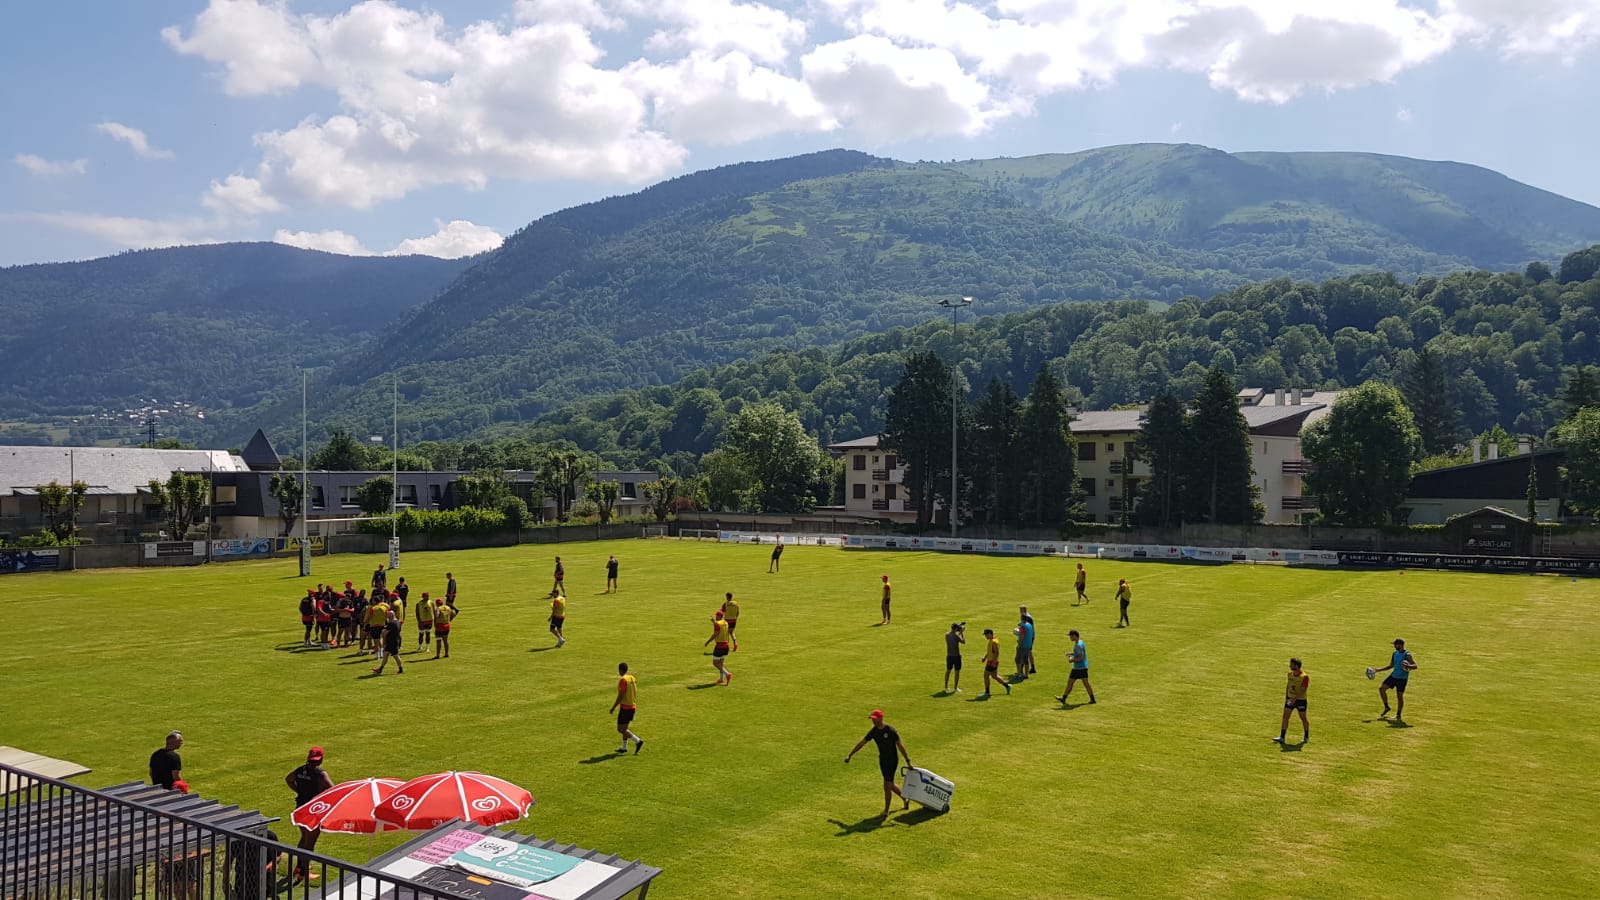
[703,610,733,685]
[285,747,333,883]
[845,709,911,817]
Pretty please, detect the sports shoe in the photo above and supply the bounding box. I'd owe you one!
[724,671,733,686]
[634,738,645,754]
[1003,682,1011,695]
[556,638,565,648]
[978,692,990,699]
[371,667,381,674]
[1089,697,1097,704]
[1056,695,1067,703]
[1272,736,1285,743]
[952,688,962,693]
[616,746,628,754]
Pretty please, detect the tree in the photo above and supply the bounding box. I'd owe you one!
[535,447,592,521]
[454,472,509,509]
[1302,382,1422,525]
[883,351,959,531]
[1557,245,1600,284]
[698,449,752,512]
[585,480,621,523]
[1401,347,1463,455]
[146,472,209,538]
[310,430,374,470]
[1181,367,1259,524]
[357,476,394,516]
[1526,458,1540,522]
[1555,407,1600,513]
[718,402,826,513]
[970,378,1022,525]
[641,476,681,522]
[1135,391,1186,528]
[1017,365,1077,525]
[36,479,88,540]
[268,472,303,536]
[1559,365,1600,421]
[1525,261,1552,284]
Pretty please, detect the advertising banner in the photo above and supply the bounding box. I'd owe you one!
[0,548,61,574]
[144,541,203,559]
[211,538,272,559]
[273,536,326,552]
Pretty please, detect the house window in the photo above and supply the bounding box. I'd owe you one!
[339,485,361,507]
[1106,442,1116,452]
[1079,478,1096,497]
[623,482,637,498]
[1106,478,1115,489]
[885,455,897,470]
[1124,442,1137,457]
[213,485,237,504]
[886,484,898,500]
[872,455,880,463]
[144,503,164,522]
[428,484,442,506]
[311,486,326,509]
[396,485,418,506]
[853,455,867,471]
[853,483,867,500]
[1078,442,1097,462]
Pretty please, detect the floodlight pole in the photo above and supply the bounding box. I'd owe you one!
[937,296,973,537]
[390,373,400,570]
[300,370,311,578]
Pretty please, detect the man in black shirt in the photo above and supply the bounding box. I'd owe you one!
[149,730,183,788]
[285,747,334,883]
[372,611,405,675]
[605,555,619,593]
[844,709,912,817]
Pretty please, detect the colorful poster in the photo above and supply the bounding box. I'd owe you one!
[0,549,60,574]
[450,837,583,887]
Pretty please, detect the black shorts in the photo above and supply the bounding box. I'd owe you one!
[984,662,999,674]
[713,644,730,658]
[1382,676,1408,693]
[617,707,636,728]
[1120,599,1129,608]
[550,617,565,628]
[1284,698,1308,712]
[1069,668,1090,680]
[368,626,383,639]
[726,621,738,635]
[418,622,432,631]
[946,655,962,672]
[879,758,898,782]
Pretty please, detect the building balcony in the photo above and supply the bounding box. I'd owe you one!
[1281,495,1319,511]
[871,499,890,511]
[1108,496,1124,512]
[1282,460,1312,476]
[871,469,889,481]
[1109,460,1126,475]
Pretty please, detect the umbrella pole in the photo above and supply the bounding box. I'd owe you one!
[369,829,377,862]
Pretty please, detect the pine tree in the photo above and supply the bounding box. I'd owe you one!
[1134,391,1186,528]
[971,378,1022,525]
[884,352,960,531]
[1401,347,1464,455]
[1017,365,1077,525]
[1180,367,1259,525]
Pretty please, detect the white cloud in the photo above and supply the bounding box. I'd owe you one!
[1396,107,1413,123]
[388,220,504,258]
[274,227,371,255]
[95,121,176,159]
[10,212,213,250]
[274,220,503,258]
[15,154,87,177]
[159,0,1600,213]
[203,174,284,215]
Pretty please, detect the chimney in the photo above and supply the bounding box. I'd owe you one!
[1488,443,1499,460]
[1472,443,1482,463]
[1517,437,1533,456]
[1275,388,1285,406]
[1290,387,1302,405]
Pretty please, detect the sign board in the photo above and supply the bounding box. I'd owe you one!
[0,549,61,574]
[211,538,272,559]
[144,541,203,559]
[388,537,401,571]
[274,536,326,552]
[379,828,624,900]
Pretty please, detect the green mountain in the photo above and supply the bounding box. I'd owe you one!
[278,145,1600,443]
[0,243,472,427]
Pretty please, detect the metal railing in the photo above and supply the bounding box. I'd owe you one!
[1282,460,1311,476]
[1281,495,1319,510]
[1,763,470,899]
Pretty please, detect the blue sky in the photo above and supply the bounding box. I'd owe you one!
[3,0,1598,266]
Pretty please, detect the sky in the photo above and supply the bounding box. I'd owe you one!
[3,0,1599,266]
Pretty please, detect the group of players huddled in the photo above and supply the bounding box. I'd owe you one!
[295,565,458,671]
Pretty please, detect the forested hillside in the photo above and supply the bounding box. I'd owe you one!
[277,146,1600,441]
[487,248,1600,473]
[0,243,472,421]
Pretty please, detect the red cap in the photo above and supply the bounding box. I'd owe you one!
[881,574,888,580]
[868,709,884,720]
[714,610,724,619]
[307,747,324,762]
[345,581,353,586]
[173,779,191,794]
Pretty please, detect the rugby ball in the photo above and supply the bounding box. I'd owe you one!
[1365,667,1376,680]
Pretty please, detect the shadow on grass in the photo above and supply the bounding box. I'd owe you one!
[1276,740,1305,753]
[578,752,625,765]
[1388,719,1414,729]
[528,646,560,653]
[967,694,992,702]
[686,683,722,691]
[894,806,944,826]
[829,815,889,836]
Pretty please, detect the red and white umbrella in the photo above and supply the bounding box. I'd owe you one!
[292,778,407,834]
[373,771,533,830]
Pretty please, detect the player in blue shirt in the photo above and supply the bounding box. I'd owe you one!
[1373,638,1418,723]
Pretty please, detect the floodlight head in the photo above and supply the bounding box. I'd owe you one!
[938,296,975,309]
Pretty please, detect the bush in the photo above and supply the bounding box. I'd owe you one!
[570,499,600,520]
[499,496,530,530]
[355,508,509,537]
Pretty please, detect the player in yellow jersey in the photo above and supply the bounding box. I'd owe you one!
[609,662,644,754]
[431,599,454,659]
[1275,658,1309,745]
[704,610,733,685]
[880,575,892,625]
[414,591,434,651]
[549,590,567,648]
[721,592,740,650]
[1115,579,1131,628]
[979,628,1012,698]
[1074,562,1088,605]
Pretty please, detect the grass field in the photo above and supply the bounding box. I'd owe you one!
[4,540,1598,899]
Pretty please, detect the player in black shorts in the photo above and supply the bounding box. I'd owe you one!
[845,709,912,817]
